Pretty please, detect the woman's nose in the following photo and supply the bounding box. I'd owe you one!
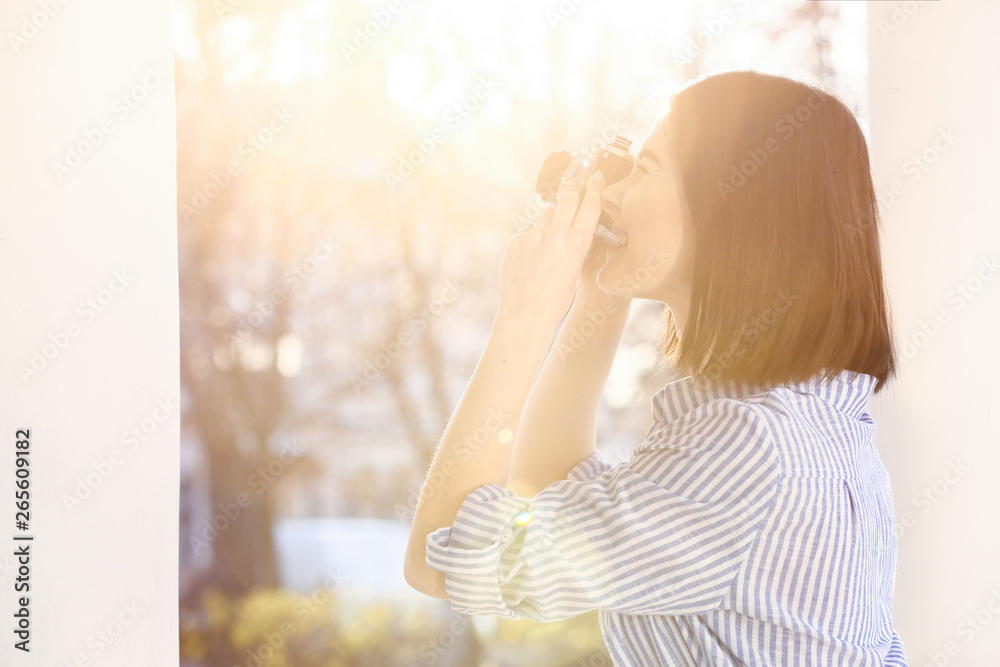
[600,175,630,222]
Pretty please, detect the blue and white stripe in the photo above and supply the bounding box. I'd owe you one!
[426,368,909,666]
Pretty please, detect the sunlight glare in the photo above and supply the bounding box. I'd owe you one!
[271,35,304,84]
[277,334,304,377]
[386,55,427,109]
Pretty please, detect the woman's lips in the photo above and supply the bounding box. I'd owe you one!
[610,226,629,247]
[594,223,629,247]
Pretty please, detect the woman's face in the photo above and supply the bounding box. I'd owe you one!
[596,120,696,323]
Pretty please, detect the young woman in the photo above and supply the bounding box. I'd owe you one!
[403,69,909,666]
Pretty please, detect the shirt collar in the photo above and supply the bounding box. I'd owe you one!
[651,367,878,426]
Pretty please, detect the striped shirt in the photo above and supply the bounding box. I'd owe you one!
[425,368,910,666]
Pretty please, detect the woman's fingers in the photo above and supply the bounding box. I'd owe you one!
[549,162,588,231]
[551,169,605,244]
[529,166,605,258]
[498,167,606,327]
[572,170,605,236]
[530,206,555,233]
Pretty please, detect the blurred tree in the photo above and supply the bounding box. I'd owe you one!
[176,0,467,599]
[176,0,863,662]
[177,0,295,597]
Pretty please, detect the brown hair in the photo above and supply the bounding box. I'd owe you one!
[658,69,896,394]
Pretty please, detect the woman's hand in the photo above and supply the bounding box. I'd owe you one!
[496,169,607,330]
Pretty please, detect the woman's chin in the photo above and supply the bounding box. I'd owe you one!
[596,253,630,293]
[595,270,626,298]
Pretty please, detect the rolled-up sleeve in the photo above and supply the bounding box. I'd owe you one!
[424,451,612,618]
[426,401,782,622]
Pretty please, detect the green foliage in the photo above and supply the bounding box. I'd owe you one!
[182,585,402,666]
[180,583,610,667]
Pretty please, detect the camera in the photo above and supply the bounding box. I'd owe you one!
[534,135,634,246]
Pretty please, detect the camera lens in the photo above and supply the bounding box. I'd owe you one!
[535,135,633,204]
[535,151,575,203]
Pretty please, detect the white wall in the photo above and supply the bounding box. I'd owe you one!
[867,2,1000,665]
[0,0,177,664]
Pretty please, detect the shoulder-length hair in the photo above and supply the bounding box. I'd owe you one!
[659,69,896,394]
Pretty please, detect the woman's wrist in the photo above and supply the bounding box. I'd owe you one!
[491,308,560,355]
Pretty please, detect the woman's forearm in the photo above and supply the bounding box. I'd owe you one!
[403,164,611,597]
[505,291,631,498]
[402,314,553,596]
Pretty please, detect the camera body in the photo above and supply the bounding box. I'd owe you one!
[534,135,634,244]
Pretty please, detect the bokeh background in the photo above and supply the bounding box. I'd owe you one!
[174,1,872,665]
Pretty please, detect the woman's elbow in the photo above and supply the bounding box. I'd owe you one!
[403,559,450,600]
